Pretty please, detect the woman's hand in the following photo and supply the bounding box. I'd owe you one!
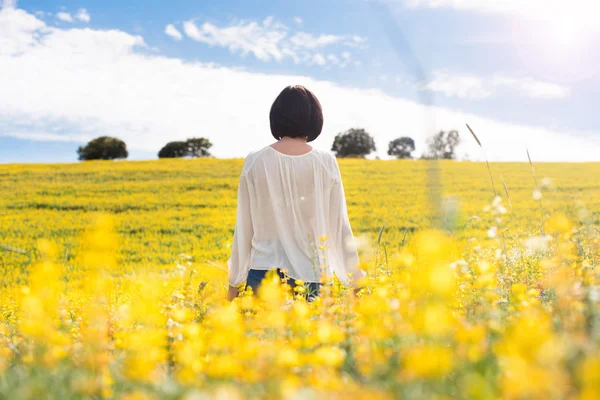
[227,285,239,301]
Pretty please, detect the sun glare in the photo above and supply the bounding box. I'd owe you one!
[538,3,596,49]
[551,18,585,48]
[512,1,599,84]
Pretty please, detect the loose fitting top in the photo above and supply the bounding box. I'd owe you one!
[227,145,365,287]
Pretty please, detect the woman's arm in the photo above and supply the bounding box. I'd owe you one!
[328,156,366,287]
[226,173,253,299]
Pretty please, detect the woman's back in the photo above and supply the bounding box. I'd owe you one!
[226,85,365,300]
[228,144,364,286]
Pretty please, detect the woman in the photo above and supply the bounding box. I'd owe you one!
[227,85,365,301]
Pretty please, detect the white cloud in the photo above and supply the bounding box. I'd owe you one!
[423,71,569,100]
[56,12,73,23]
[491,76,569,99]
[165,24,183,40]
[404,0,525,13]
[404,0,595,15]
[312,53,326,66]
[182,16,364,66]
[425,71,492,99]
[347,35,368,47]
[1,0,17,9]
[75,8,90,23]
[262,16,274,26]
[183,19,286,62]
[404,0,600,35]
[327,54,339,64]
[289,32,344,49]
[0,7,46,55]
[293,16,302,25]
[0,8,597,161]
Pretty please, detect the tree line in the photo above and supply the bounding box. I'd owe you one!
[77,137,213,161]
[77,129,460,161]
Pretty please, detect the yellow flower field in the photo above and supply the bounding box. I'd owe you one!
[0,158,599,399]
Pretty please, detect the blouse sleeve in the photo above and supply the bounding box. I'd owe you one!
[227,172,254,287]
[328,156,366,287]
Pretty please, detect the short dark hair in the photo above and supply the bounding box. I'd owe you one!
[269,85,323,142]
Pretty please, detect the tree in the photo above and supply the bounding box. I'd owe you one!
[77,136,128,161]
[186,137,212,157]
[331,128,376,158]
[423,130,460,160]
[388,137,415,159]
[158,141,189,158]
[158,138,213,159]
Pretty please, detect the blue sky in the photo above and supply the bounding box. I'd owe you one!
[1,0,599,162]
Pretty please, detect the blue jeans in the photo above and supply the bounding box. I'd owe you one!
[245,268,321,300]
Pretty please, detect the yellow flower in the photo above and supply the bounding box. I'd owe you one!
[544,213,573,234]
[316,322,345,344]
[314,346,346,368]
[403,345,454,379]
[277,347,301,368]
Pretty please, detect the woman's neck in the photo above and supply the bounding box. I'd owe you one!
[271,136,313,155]
[279,136,308,143]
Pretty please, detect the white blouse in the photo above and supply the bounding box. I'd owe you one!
[227,145,365,287]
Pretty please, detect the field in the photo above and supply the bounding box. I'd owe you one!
[1,158,599,399]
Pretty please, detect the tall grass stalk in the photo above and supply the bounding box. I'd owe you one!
[466,123,508,264]
[501,176,513,211]
[466,123,497,197]
[401,227,409,247]
[527,148,545,233]
[376,220,387,271]
[0,244,28,255]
